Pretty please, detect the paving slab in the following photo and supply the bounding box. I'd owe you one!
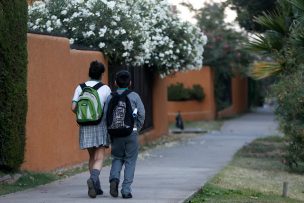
[0,110,278,203]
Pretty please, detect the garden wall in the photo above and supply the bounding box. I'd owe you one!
[166,67,216,122]
[23,34,168,171]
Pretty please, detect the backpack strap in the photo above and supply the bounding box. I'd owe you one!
[80,83,87,90]
[121,89,132,97]
[92,82,104,90]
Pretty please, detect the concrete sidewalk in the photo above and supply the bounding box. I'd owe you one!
[0,110,278,203]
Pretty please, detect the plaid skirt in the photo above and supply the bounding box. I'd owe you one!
[79,120,110,149]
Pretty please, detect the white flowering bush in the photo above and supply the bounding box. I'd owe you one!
[28,0,207,75]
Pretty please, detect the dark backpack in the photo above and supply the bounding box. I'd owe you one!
[106,90,134,137]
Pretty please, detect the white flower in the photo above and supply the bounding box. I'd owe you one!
[55,19,62,28]
[89,24,96,31]
[69,38,74,44]
[122,41,134,50]
[61,10,67,15]
[114,30,119,35]
[98,27,107,37]
[46,20,51,27]
[159,53,164,58]
[122,52,129,57]
[113,15,120,22]
[107,1,116,10]
[99,42,105,49]
[47,27,53,32]
[120,29,126,34]
[35,18,41,25]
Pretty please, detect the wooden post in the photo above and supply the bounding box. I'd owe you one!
[282,181,288,197]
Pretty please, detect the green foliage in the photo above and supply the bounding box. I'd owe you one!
[272,66,304,170]
[229,0,277,32]
[248,0,304,168]
[0,0,28,171]
[167,83,205,102]
[191,84,205,102]
[189,2,253,111]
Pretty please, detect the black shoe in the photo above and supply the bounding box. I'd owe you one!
[110,181,118,197]
[96,189,103,195]
[122,193,133,199]
[87,178,97,198]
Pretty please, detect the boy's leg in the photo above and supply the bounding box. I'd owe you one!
[109,138,126,197]
[121,133,139,196]
[109,158,124,197]
[109,158,124,183]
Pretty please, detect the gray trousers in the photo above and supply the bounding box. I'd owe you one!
[109,132,138,194]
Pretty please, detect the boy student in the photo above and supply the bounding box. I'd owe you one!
[72,61,111,198]
[105,70,145,199]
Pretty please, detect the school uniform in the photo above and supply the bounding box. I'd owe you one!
[72,80,111,149]
[104,88,145,196]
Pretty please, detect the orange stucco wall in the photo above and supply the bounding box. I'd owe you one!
[23,34,168,171]
[217,75,248,118]
[23,34,108,171]
[165,67,216,122]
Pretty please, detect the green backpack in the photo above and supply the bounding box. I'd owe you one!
[76,82,104,125]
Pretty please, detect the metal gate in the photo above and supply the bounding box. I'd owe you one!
[108,64,154,132]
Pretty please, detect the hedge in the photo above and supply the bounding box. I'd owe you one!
[168,83,205,102]
[0,0,28,171]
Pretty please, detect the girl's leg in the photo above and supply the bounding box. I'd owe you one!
[88,147,106,197]
[87,148,95,172]
[92,147,105,170]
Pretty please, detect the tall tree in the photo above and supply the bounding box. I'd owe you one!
[248,0,304,168]
[185,2,252,110]
[0,0,28,171]
[229,0,277,32]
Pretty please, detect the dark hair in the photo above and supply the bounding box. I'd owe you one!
[115,70,131,88]
[89,60,105,80]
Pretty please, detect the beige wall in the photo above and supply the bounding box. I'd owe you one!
[23,34,168,171]
[165,67,216,122]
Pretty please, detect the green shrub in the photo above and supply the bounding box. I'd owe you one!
[0,0,28,171]
[272,66,304,170]
[190,84,205,101]
[168,83,205,102]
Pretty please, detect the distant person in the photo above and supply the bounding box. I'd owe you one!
[71,61,111,198]
[176,111,184,130]
[105,70,145,199]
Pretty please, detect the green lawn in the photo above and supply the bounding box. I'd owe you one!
[0,172,58,196]
[189,136,304,203]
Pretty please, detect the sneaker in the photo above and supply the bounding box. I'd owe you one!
[87,178,97,198]
[122,193,133,199]
[110,181,118,197]
[96,189,103,195]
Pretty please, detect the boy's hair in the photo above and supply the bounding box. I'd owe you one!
[89,60,105,80]
[115,70,131,88]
